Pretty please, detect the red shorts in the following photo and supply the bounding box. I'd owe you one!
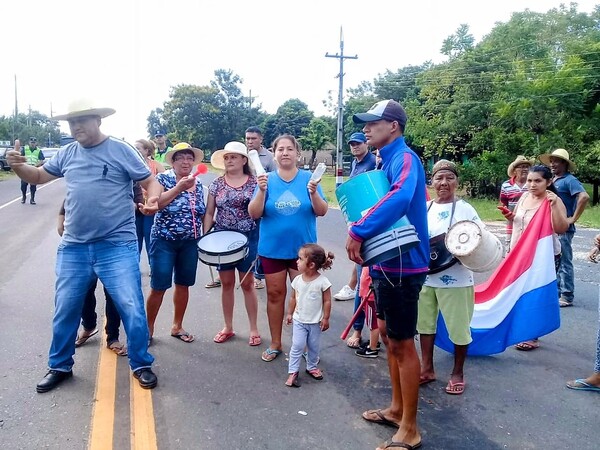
[259,256,298,274]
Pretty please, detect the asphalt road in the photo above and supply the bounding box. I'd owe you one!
[0,173,598,450]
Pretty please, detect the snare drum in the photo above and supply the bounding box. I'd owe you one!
[197,230,249,267]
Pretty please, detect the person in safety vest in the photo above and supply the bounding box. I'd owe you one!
[153,131,172,169]
[20,137,45,204]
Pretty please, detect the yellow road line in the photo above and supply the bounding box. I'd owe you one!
[130,374,157,450]
[89,329,117,450]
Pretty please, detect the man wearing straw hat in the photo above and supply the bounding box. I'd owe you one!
[539,148,589,307]
[7,98,162,392]
[346,99,429,450]
[499,155,534,249]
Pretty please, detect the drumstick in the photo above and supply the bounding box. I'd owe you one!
[236,257,258,290]
[340,296,369,341]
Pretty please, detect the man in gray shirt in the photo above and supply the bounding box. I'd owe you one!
[7,99,162,393]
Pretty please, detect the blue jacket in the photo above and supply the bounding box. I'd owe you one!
[349,136,429,276]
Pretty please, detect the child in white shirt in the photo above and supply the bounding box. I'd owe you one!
[285,244,334,387]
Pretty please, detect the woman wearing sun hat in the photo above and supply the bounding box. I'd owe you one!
[539,149,590,307]
[203,141,261,346]
[499,155,534,250]
[146,142,206,344]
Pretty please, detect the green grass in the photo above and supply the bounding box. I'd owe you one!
[0,170,14,181]
[322,174,600,229]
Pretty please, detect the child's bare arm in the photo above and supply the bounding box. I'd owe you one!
[320,287,332,331]
[285,289,297,325]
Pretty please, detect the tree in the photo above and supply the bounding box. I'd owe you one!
[298,117,335,168]
[441,24,475,59]
[262,99,313,146]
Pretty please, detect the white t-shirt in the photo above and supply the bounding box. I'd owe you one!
[425,199,483,288]
[291,273,332,324]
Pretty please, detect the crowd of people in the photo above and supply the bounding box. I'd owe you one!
[6,97,600,450]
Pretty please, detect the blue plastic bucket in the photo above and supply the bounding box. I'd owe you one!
[336,171,420,265]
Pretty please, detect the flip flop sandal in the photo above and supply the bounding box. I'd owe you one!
[108,341,128,356]
[171,331,195,343]
[305,368,323,380]
[346,336,362,349]
[566,379,600,392]
[205,280,222,289]
[261,348,282,362]
[75,327,99,347]
[248,335,262,346]
[285,372,301,387]
[213,331,235,343]
[514,341,539,351]
[361,409,399,428]
[445,380,465,395]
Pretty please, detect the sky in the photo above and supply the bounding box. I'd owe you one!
[1,0,598,143]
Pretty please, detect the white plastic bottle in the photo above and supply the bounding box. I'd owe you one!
[248,150,266,176]
[310,162,327,182]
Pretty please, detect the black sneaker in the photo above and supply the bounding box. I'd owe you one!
[359,340,381,350]
[355,346,379,358]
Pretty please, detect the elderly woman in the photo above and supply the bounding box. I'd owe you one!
[146,143,206,343]
[507,165,568,351]
[499,156,534,249]
[203,141,261,346]
[134,139,165,262]
[248,134,328,362]
[417,160,483,395]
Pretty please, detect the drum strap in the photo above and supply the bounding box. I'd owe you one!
[427,197,456,230]
[188,190,199,239]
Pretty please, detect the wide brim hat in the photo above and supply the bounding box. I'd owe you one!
[539,148,576,172]
[165,142,203,166]
[507,155,535,177]
[211,141,253,170]
[51,98,116,121]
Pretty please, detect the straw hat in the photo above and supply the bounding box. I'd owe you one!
[210,141,253,170]
[539,148,576,172]
[165,142,203,166]
[507,155,534,177]
[51,98,116,121]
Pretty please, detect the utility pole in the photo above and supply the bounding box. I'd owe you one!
[248,89,258,110]
[12,74,18,143]
[326,27,357,186]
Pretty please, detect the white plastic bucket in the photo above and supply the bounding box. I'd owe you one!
[445,220,503,272]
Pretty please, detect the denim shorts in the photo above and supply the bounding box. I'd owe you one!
[149,237,199,290]
[373,274,426,341]
[216,227,258,273]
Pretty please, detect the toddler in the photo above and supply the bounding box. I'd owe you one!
[285,244,334,387]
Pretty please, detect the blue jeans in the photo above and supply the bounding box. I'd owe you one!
[288,320,321,372]
[595,292,600,373]
[135,212,154,264]
[80,279,121,344]
[49,240,153,372]
[353,264,365,331]
[557,232,575,302]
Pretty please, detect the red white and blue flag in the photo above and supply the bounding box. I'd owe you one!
[435,200,560,355]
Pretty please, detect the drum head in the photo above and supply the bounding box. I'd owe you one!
[197,230,248,255]
[445,220,483,257]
